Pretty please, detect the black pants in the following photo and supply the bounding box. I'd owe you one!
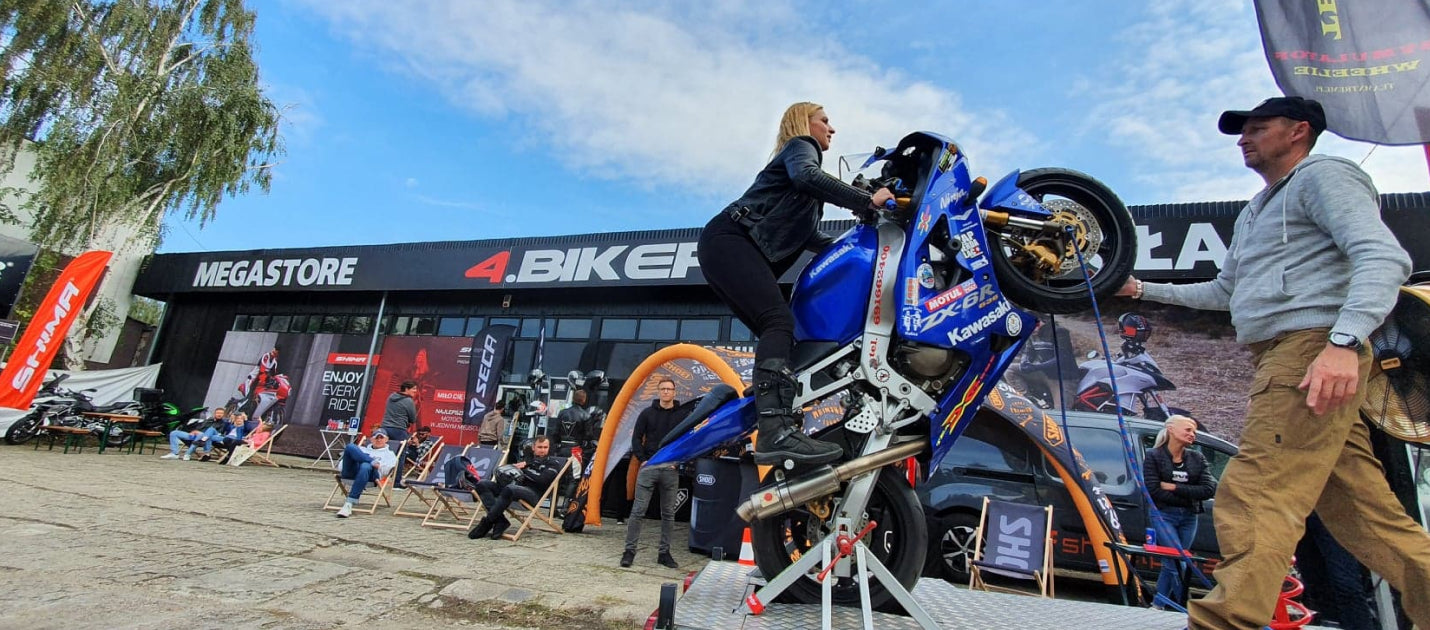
[474,480,540,523]
[698,212,802,365]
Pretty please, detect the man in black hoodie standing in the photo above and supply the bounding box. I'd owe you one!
[380,380,419,486]
[621,377,685,569]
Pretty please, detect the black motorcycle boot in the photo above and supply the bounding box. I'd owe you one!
[751,359,842,466]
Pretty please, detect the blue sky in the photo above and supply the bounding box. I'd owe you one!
[160,0,1430,253]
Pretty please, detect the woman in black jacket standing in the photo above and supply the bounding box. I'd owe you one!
[698,102,893,466]
[1143,414,1218,607]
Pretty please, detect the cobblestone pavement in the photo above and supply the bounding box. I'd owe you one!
[0,444,696,629]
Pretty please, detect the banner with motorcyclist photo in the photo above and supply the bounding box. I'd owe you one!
[204,330,374,456]
[358,335,476,446]
[1003,302,1252,441]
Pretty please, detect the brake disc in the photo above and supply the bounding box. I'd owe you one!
[1044,198,1103,275]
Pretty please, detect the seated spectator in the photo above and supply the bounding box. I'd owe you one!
[400,426,437,484]
[162,408,241,461]
[223,419,274,466]
[467,435,564,540]
[335,429,399,518]
[478,401,507,448]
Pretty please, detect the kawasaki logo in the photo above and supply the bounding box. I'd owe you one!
[465,243,699,284]
[810,241,855,277]
[946,301,1012,345]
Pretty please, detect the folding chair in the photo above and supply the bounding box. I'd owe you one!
[500,456,573,542]
[237,425,288,467]
[393,442,465,518]
[968,497,1055,598]
[421,445,505,530]
[322,440,405,515]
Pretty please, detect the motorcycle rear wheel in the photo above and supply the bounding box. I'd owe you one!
[988,168,1136,314]
[749,469,926,611]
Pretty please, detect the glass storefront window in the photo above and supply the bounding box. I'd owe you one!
[232,315,249,331]
[680,319,719,341]
[465,317,486,335]
[410,316,437,335]
[729,318,753,342]
[601,318,637,340]
[490,317,520,330]
[320,315,346,333]
[556,318,591,339]
[288,315,308,333]
[248,315,270,332]
[638,319,677,341]
[269,315,291,332]
[305,315,323,333]
[437,317,467,336]
[348,316,373,335]
[392,316,411,335]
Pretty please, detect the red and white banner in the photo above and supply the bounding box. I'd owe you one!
[0,250,112,409]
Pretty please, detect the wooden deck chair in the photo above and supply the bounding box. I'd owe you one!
[393,442,466,518]
[401,437,445,485]
[323,440,406,515]
[500,456,573,542]
[968,497,1055,598]
[421,445,506,530]
[236,425,287,467]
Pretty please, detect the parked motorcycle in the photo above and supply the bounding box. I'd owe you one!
[4,375,142,446]
[646,131,1136,608]
[1071,341,1189,421]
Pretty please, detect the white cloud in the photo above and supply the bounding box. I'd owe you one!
[264,82,324,147]
[1086,0,1428,203]
[293,0,1037,201]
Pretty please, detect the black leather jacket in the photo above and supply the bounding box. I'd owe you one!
[723,136,873,262]
[1143,445,1217,512]
[549,405,591,456]
[518,454,566,491]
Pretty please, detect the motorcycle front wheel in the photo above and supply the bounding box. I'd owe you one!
[987,168,1136,314]
[749,469,927,611]
[4,411,44,444]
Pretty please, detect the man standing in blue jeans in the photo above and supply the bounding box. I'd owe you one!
[336,429,399,518]
[1142,415,1217,608]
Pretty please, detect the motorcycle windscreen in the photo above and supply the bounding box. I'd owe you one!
[645,396,756,467]
[791,225,878,344]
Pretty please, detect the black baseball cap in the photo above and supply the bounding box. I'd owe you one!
[1218,96,1327,135]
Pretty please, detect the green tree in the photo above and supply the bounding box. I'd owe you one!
[0,0,281,367]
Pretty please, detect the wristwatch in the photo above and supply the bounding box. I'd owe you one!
[1328,332,1362,351]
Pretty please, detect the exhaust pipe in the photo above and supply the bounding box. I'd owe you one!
[736,438,928,522]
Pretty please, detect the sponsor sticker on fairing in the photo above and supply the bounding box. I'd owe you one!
[916,263,936,289]
[945,301,1012,344]
[901,307,922,331]
[904,278,919,306]
[957,230,983,261]
[923,279,978,312]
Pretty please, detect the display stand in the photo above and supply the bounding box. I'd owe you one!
[743,517,938,630]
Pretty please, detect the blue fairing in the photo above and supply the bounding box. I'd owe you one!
[791,225,877,343]
[980,170,1051,217]
[644,396,757,467]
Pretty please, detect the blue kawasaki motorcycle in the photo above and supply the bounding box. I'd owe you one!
[648,131,1136,608]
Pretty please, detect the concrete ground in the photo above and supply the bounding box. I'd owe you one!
[0,443,696,629]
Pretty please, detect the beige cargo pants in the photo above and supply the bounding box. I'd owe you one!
[1188,329,1430,629]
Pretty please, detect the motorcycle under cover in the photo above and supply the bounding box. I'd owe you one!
[0,250,113,409]
[1254,0,1430,145]
[463,324,515,425]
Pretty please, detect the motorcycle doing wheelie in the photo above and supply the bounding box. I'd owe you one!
[645,131,1137,609]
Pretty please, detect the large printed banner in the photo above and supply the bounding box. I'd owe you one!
[1255,0,1430,144]
[204,330,374,429]
[359,336,478,445]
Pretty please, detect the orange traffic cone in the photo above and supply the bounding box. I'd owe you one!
[738,528,756,566]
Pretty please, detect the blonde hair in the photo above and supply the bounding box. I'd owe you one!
[1153,415,1198,449]
[772,102,824,156]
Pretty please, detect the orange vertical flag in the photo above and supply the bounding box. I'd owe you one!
[0,250,112,409]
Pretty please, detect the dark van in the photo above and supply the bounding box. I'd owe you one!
[918,409,1236,585]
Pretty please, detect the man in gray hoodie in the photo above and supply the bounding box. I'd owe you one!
[1119,96,1428,630]
[380,380,419,485]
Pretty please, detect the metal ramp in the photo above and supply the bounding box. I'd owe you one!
[672,561,1311,630]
